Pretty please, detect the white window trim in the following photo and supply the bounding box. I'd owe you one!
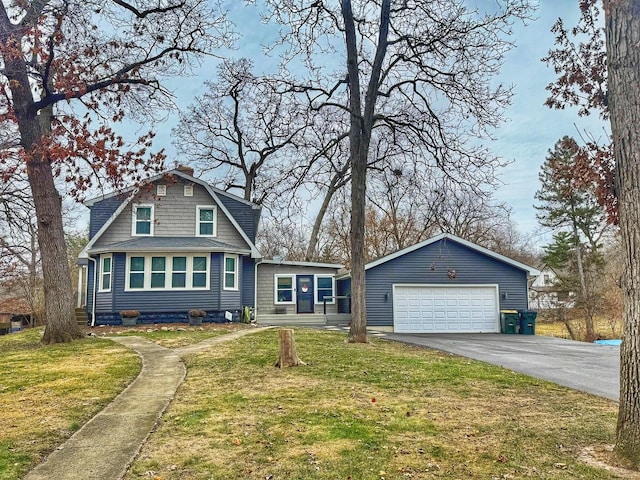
[274,274,296,305]
[132,204,154,237]
[196,205,217,237]
[223,254,239,291]
[125,253,210,291]
[314,274,335,304]
[156,184,167,196]
[98,254,112,293]
[184,185,194,197]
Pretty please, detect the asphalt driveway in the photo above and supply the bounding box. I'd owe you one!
[378,333,620,402]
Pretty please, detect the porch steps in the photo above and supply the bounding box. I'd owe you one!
[256,313,351,328]
[75,307,88,326]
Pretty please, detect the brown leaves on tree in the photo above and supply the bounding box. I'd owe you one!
[542,0,608,119]
[542,1,617,224]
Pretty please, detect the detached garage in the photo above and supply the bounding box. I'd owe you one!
[338,233,539,333]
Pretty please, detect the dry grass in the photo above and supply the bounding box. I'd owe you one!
[0,328,140,479]
[126,329,619,480]
[88,322,246,348]
[536,311,623,341]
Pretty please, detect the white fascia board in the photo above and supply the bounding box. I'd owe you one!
[259,259,344,269]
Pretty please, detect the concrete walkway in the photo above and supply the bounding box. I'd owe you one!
[24,327,271,480]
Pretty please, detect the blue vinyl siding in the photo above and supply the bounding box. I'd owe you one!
[366,238,530,327]
[89,196,126,239]
[91,252,248,315]
[241,257,255,307]
[86,260,95,315]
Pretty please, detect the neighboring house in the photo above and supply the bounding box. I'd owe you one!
[528,264,575,310]
[0,297,32,332]
[336,233,540,333]
[78,166,262,325]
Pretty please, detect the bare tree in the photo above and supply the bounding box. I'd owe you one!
[0,0,233,343]
[0,173,42,324]
[174,58,308,204]
[255,0,533,342]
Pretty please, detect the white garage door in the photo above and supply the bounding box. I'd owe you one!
[393,284,499,333]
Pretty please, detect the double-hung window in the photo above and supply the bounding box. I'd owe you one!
[151,257,166,288]
[99,255,112,292]
[192,256,208,288]
[224,255,238,290]
[132,204,154,236]
[315,275,335,304]
[275,275,295,304]
[196,206,216,237]
[129,256,145,289]
[172,257,187,288]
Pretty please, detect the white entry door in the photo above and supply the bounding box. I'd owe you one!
[393,284,499,333]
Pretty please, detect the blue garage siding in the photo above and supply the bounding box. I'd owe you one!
[366,238,529,327]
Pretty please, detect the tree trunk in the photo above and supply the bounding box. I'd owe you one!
[29,156,83,344]
[275,329,306,368]
[348,144,368,343]
[572,223,595,340]
[342,0,367,343]
[606,1,640,465]
[343,0,390,343]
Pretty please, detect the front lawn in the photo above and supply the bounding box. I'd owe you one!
[127,329,618,479]
[0,328,140,480]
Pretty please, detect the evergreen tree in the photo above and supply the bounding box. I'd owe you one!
[535,136,610,340]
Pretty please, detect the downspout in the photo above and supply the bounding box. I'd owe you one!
[88,257,98,327]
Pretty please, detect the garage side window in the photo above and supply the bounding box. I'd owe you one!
[275,275,295,304]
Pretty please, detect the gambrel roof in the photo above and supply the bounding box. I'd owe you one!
[79,168,261,259]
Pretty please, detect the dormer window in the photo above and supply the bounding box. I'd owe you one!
[196,205,216,237]
[132,204,154,236]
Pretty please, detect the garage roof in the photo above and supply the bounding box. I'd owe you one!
[340,233,540,278]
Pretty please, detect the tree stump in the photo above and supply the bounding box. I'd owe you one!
[275,329,306,368]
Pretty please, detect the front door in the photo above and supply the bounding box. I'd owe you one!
[296,275,314,314]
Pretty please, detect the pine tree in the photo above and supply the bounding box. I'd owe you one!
[535,136,609,340]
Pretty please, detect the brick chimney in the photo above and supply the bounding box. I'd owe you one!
[176,165,194,177]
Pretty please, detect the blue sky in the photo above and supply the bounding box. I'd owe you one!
[148,1,609,249]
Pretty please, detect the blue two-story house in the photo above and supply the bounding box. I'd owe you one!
[78,166,262,325]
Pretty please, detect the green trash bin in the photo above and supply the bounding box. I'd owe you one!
[500,310,519,334]
[518,310,537,335]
